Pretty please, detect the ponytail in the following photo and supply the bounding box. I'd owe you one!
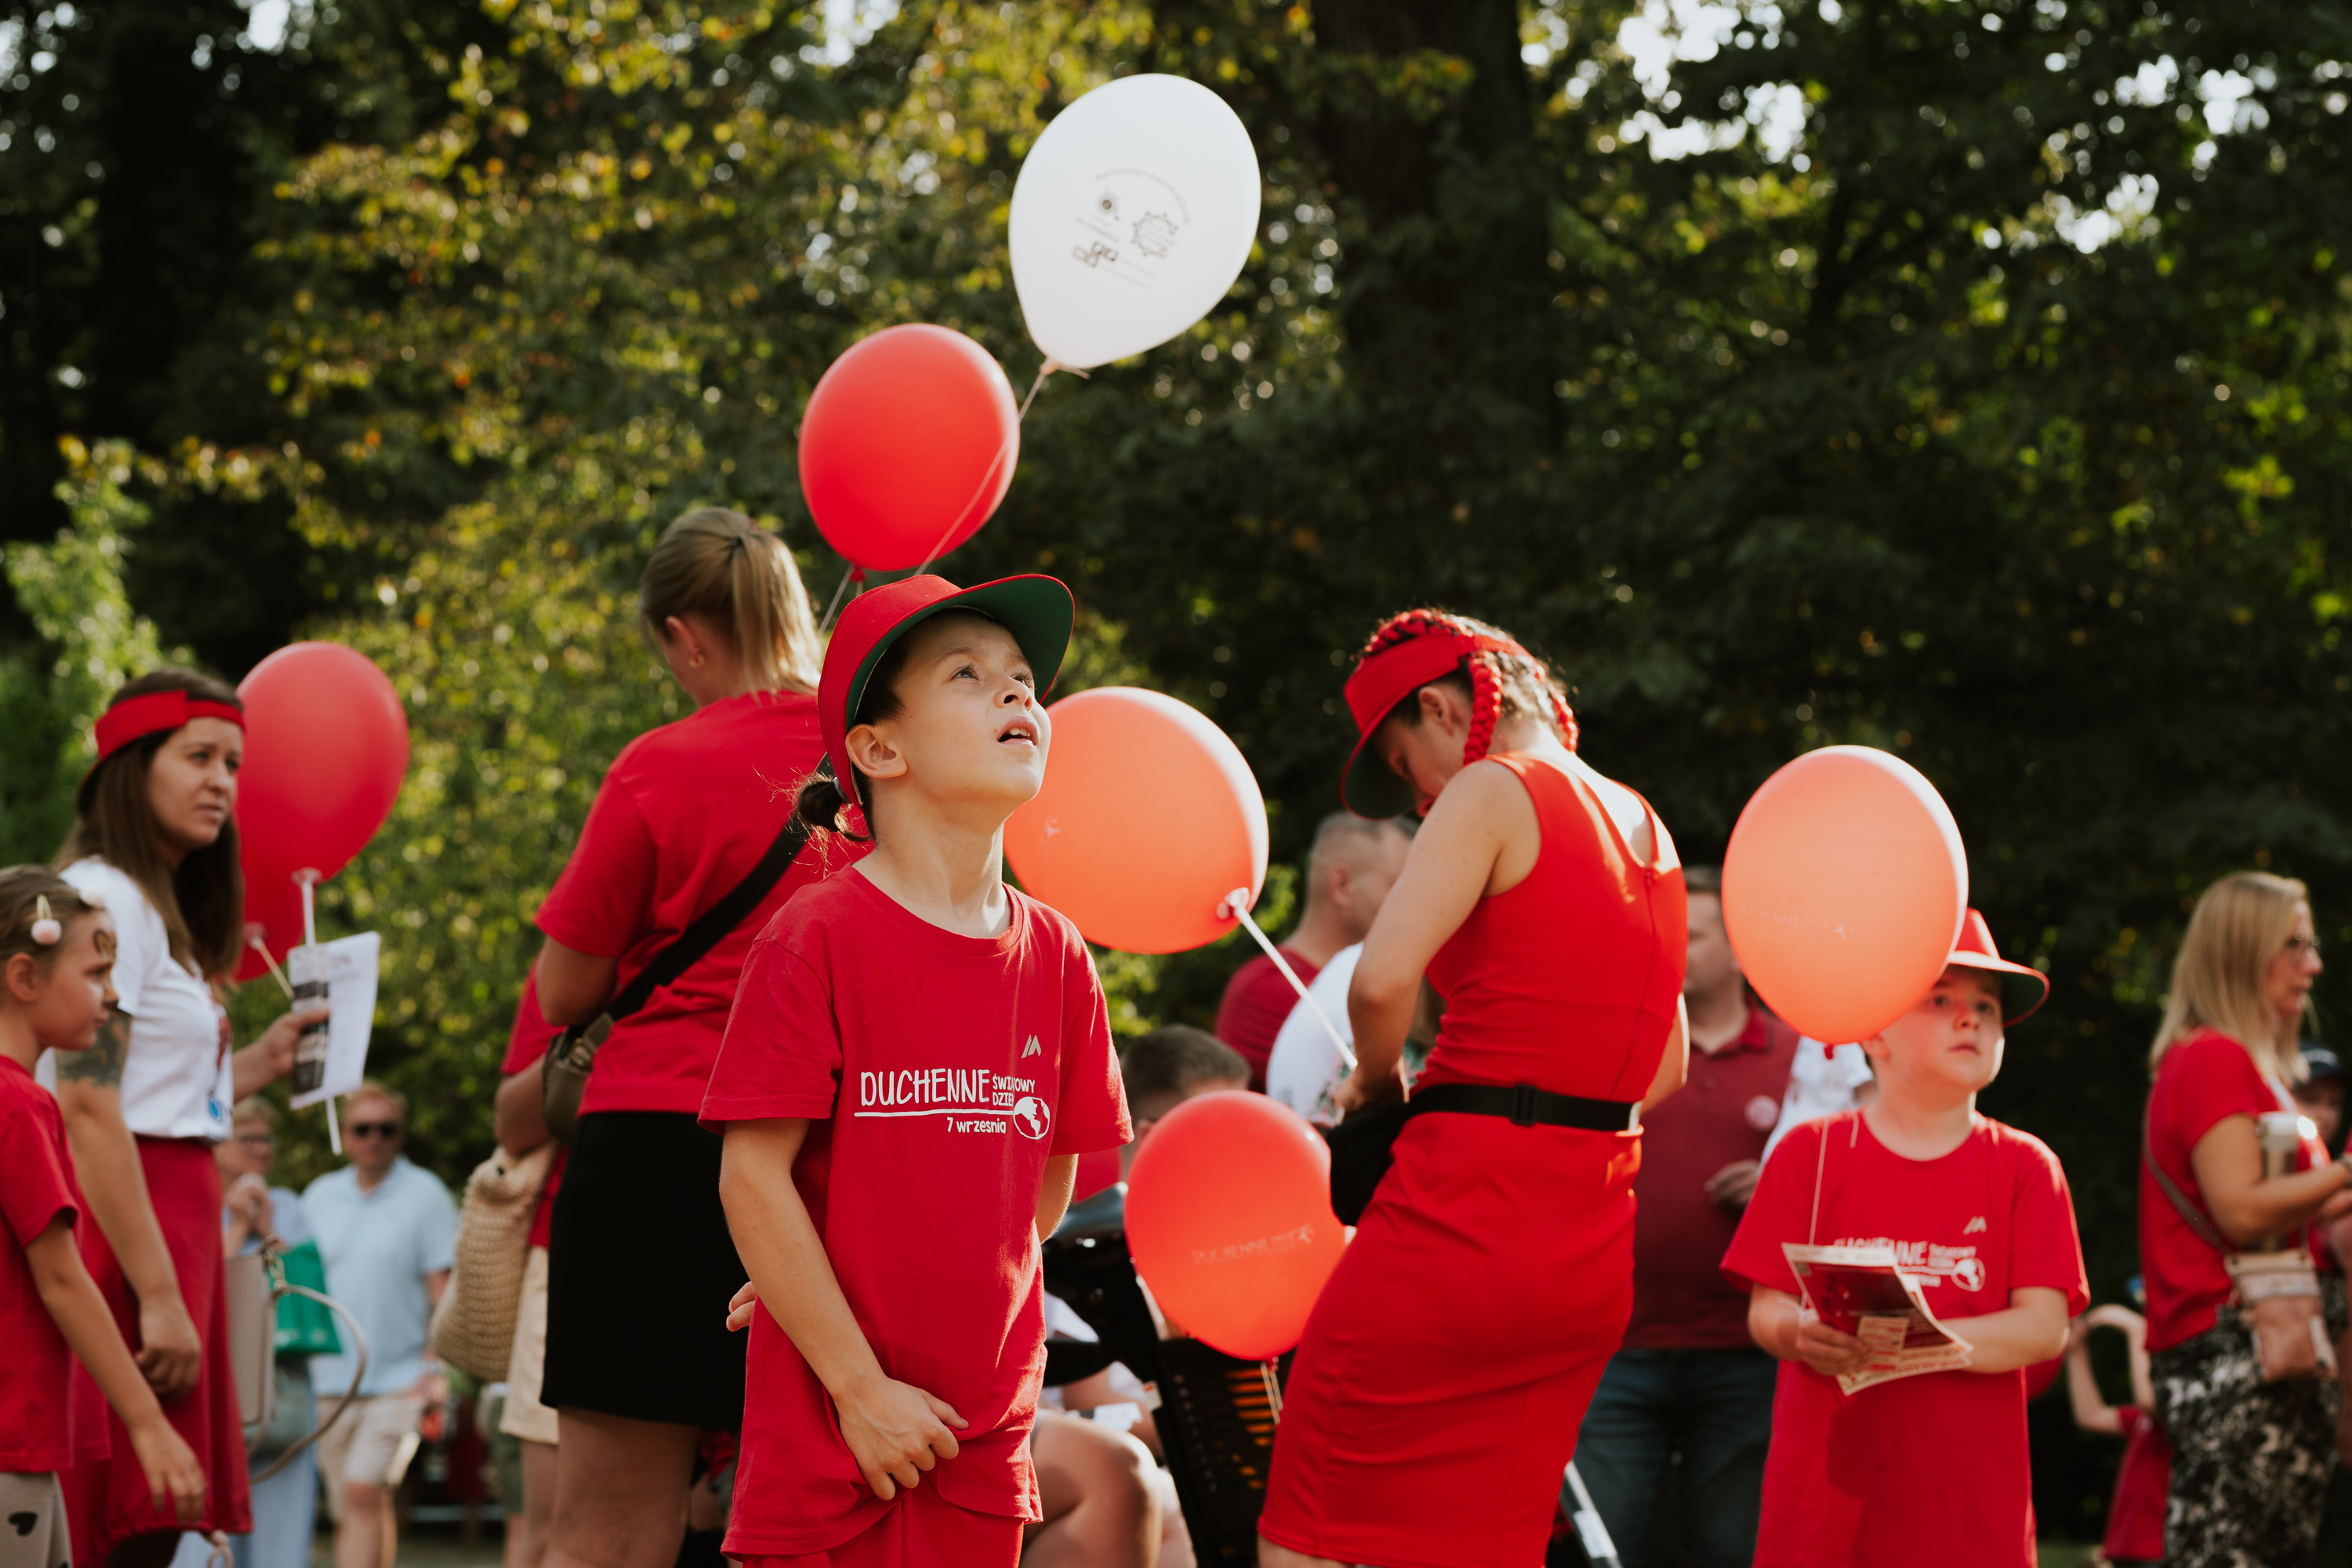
[638,509,823,695]
[793,768,869,844]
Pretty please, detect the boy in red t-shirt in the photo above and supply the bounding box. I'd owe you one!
[0,869,205,1563]
[1722,910,2089,1568]
[2063,1303,2167,1568]
[702,575,1131,1568]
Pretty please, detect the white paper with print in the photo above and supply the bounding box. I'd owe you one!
[286,933,379,1110]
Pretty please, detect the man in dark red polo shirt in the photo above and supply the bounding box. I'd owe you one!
[1213,812,1410,1089]
[1563,866,1796,1568]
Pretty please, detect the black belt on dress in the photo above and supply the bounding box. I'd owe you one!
[1406,1081,1640,1133]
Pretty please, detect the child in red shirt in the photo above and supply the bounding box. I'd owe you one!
[702,575,1131,1568]
[2063,1303,2167,1568]
[1722,910,2089,1568]
[0,869,205,1565]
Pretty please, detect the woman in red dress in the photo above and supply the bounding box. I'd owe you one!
[1258,609,1690,1568]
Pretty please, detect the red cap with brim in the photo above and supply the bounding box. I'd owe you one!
[1338,628,1527,818]
[1944,908,2049,1025]
[819,574,1076,829]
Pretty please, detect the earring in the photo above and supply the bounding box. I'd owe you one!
[691,652,706,668]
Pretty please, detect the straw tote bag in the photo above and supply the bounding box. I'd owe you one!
[429,1141,557,1381]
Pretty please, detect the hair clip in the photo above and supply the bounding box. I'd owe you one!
[31,896,62,946]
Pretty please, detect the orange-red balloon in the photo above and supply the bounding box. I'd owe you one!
[1125,1091,1345,1360]
[797,324,1019,571]
[1722,746,1967,1044]
[1005,688,1267,954]
[237,641,410,887]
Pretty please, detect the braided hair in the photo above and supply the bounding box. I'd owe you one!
[1358,609,1577,763]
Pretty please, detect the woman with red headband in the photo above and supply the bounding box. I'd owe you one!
[48,670,326,1568]
[1258,610,1690,1568]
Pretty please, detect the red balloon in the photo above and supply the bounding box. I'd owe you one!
[232,866,307,984]
[236,642,410,887]
[1125,1091,1346,1360]
[1004,688,1267,954]
[1722,746,1967,1044]
[798,325,1020,571]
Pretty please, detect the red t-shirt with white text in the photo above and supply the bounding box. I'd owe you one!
[0,1056,110,1472]
[2140,1028,2331,1352]
[535,691,844,1116]
[701,872,1131,1555]
[498,974,564,1250]
[1721,1112,2089,1568]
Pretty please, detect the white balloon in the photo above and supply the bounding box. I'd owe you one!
[1265,945,1361,1128]
[1008,74,1261,372]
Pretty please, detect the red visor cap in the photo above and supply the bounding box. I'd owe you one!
[1943,908,2050,1025]
[80,690,245,807]
[1338,630,1527,818]
[818,573,1076,819]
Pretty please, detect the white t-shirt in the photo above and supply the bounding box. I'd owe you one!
[1761,1036,1875,1164]
[1265,944,1361,1127]
[38,858,234,1142]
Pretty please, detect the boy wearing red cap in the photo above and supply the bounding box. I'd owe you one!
[702,575,1131,1568]
[1722,912,2089,1568]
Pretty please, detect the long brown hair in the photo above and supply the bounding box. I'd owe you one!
[638,509,822,695]
[2151,871,2314,1083]
[58,670,246,977]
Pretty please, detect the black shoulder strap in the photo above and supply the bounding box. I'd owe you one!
[603,775,819,1023]
[2143,1112,2238,1257]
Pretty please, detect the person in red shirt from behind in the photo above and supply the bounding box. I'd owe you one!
[1211,812,1410,1088]
[706,574,1130,1568]
[1569,866,1797,1567]
[1723,911,2088,1568]
[0,868,205,1565]
[2063,1303,2165,1568]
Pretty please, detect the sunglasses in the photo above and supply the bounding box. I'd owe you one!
[347,1121,402,1139]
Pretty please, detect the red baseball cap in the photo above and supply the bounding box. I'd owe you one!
[818,573,1075,822]
[1339,626,1530,818]
[1944,909,2049,1025]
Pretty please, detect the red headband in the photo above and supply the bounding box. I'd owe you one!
[1342,630,1530,739]
[94,691,244,764]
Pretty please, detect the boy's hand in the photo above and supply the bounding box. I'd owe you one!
[724,1280,759,1333]
[833,1374,967,1501]
[137,1295,204,1400]
[127,1414,206,1523]
[1789,1315,1874,1379]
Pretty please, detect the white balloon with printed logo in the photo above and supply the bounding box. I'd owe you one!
[1008,73,1262,370]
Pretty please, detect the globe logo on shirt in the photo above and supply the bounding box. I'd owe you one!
[1953,1256,1986,1293]
[1011,1096,1052,1142]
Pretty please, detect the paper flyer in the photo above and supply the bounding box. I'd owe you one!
[1783,1242,1974,1394]
[286,932,381,1110]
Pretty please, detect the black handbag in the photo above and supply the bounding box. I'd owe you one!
[1322,1082,1640,1225]
[540,800,817,1142]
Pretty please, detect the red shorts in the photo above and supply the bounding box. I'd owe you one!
[731,1483,1022,1568]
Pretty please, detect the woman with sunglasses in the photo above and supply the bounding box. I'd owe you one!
[46,671,326,1568]
[2140,873,2352,1568]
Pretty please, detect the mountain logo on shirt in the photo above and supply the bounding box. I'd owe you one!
[1023,1036,1044,1058]
[1963,1215,1988,1235]
[1012,1096,1052,1141]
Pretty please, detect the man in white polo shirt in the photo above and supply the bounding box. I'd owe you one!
[302,1082,456,1568]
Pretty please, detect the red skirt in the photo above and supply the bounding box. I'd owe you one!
[63,1137,252,1567]
[735,1482,1022,1566]
[1258,1113,1641,1568]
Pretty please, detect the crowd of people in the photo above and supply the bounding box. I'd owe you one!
[3,502,2351,1568]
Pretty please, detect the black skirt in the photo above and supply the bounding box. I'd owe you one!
[542,1110,748,1430]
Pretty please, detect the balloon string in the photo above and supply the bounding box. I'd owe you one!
[248,934,294,999]
[1261,1359,1284,1424]
[1221,888,1357,1073]
[1017,357,1086,421]
[907,419,1025,581]
[817,563,862,637]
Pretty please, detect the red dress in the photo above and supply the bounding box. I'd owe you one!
[1258,753,1686,1568]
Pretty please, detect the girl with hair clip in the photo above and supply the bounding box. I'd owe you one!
[48,673,326,1568]
[524,508,837,1568]
[0,868,207,1568]
[1258,609,1690,1568]
[702,572,1131,1568]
